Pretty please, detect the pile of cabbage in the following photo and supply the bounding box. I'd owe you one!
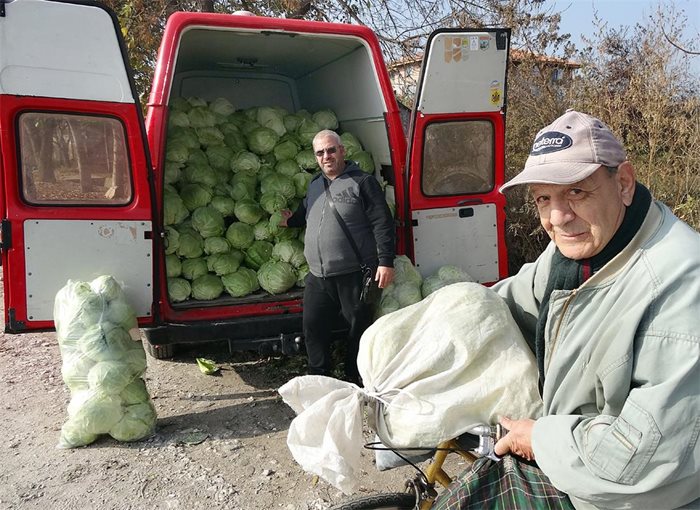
[375,256,474,318]
[163,97,382,302]
[55,276,156,448]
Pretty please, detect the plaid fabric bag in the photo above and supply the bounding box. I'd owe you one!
[432,455,575,510]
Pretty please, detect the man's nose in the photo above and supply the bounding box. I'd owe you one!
[548,199,575,226]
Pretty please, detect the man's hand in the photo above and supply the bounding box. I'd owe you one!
[376,266,394,289]
[279,209,292,227]
[494,417,536,461]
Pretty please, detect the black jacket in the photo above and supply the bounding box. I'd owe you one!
[287,161,395,277]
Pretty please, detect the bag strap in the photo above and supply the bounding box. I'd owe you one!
[323,177,365,268]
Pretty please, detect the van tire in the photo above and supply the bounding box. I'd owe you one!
[144,341,175,359]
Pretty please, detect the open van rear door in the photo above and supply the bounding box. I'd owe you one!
[407,29,510,283]
[0,0,156,332]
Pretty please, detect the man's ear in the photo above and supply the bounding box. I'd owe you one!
[617,161,636,206]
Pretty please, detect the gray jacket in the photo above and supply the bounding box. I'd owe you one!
[493,201,700,509]
[288,162,395,278]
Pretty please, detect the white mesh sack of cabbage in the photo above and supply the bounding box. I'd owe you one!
[54,276,156,448]
[279,282,543,494]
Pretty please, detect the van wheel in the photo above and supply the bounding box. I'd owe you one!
[144,341,175,359]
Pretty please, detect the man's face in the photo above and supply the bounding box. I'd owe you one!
[530,165,635,260]
[313,136,345,179]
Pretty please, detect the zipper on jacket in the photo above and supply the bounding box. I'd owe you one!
[317,186,328,278]
[545,288,578,375]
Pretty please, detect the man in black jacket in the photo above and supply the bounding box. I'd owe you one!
[281,130,395,384]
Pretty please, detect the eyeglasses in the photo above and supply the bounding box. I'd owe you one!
[314,146,338,158]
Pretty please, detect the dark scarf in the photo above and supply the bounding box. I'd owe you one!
[534,183,652,392]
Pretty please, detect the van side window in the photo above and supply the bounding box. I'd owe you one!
[18,112,132,205]
[422,120,494,196]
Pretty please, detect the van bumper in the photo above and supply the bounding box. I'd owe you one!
[143,313,304,356]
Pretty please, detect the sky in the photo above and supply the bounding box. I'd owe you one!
[548,0,699,74]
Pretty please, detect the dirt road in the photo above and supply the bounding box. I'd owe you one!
[0,321,431,509]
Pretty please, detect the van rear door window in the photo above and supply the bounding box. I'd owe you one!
[422,120,494,196]
[18,112,132,205]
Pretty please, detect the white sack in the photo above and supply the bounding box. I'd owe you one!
[279,282,542,494]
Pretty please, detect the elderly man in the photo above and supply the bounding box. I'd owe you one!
[492,110,699,509]
[282,129,395,385]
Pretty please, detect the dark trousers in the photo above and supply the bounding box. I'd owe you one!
[302,271,374,381]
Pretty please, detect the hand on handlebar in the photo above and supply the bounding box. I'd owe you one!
[493,417,536,461]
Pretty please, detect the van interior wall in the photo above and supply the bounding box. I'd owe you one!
[171,31,392,172]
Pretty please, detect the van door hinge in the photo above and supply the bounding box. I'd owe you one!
[6,309,26,332]
[0,220,11,251]
[0,0,6,18]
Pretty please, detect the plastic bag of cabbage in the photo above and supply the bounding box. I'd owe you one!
[54,276,156,448]
[163,96,386,303]
[279,282,543,494]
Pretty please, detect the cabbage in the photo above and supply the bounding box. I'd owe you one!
[312,109,338,130]
[191,206,225,238]
[247,127,280,155]
[295,149,317,170]
[394,255,423,286]
[353,151,375,173]
[283,113,303,132]
[292,171,314,197]
[176,228,204,259]
[275,159,300,177]
[395,282,423,307]
[203,236,230,255]
[229,173,257,201]
[168,277,191,302]
[187,97,208,108]
[87,361,133,395]
[209,195,236,217]
[170,97,192,112]
[67,392,123,435]
[272,239,306,268]
[421,275,444,298]
[164,228,180,257]
[244,240,273,270]
[257,260,297,294]
[259,192,287,215]
[267,212,283,238]
[230,151,261,174]
[224,130,247,152]
[340,132,362,156]
[221,267,260,297]
[164,162,182,185]
[165,142,189,165]
[191,274,224,300]
[225,222,255,250]
[181,257,208,280]
[120,378,150,405]
[104,299,138,332]
[206,145,233,170]
[256,106,287,137]
[61,352,94,391]
[253,220,273,241]
[168,126,199,150]
[206,252,242,276]
[296,263,310,287]
[179,183,213,211]
[196,126,224,147]
[109,402,156,442]
[260,173,296,201]
[183,162,218,187]
[437,265,474,283]
[121,345,147,377]
[90,276,123,302]
[165,254,182,278]
[187,149,209,166]
[275,225,301,243]
[273,141,299,161]
[297,118,321,147]
[58,419,98,449]
[188,106,217,128]
[164,190,189,225]
[234,199,265,225]
[208,97,235,117]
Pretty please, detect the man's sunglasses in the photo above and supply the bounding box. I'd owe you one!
[314,146,338,157]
